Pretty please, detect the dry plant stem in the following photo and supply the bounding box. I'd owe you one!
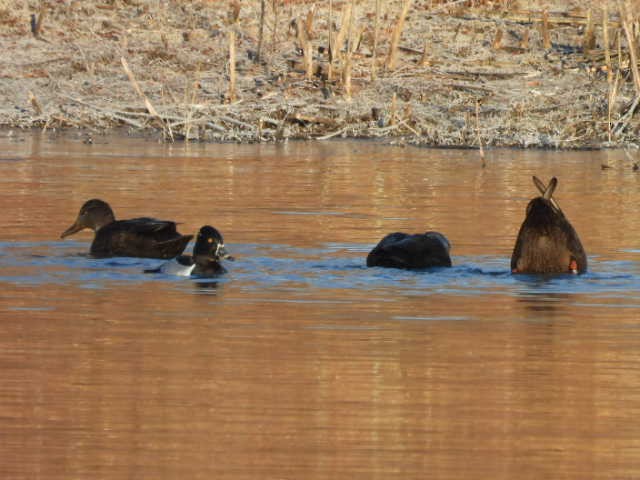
[542,9,551,49]
[475,100,486,167]
[228,29,237,102]
[120,57,172,141]
[520,29,529,49]
[371,0,381,80]
[618,0,640,95]
[333,3,352,65]
[343,0,356,99]
[317,127,347,140]
[305,6,315,37]
[59,94,147,128]
[343,53,352,99]
[256,0,266,63]
[184,74,200,142]
[617,29,622,71]
[31,4,46,37]
[492,28,503,50]
[328,0,333,81]
[271,0,279,54]
[295,18,313,81]
[389,93,397,125]
[29,91,43,115]
[603,1,613,82]
[613,94,640,136]
[419,38,429,66]
[608,69,620,141]
[386,0,412,71]
[583,8,595,51]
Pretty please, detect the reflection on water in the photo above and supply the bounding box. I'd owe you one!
[1,133,640,479]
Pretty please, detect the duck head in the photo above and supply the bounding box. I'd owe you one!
[193,225,234,263]
[511,177,587,274]
[60,199,115,238]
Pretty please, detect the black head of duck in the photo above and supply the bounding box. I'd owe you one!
[367,231,452,269]
[61,198,192,259]
[511,176,587,274]
[192,225,234,275]
[145,225,234,277]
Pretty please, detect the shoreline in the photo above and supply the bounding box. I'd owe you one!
[1,1,639,149]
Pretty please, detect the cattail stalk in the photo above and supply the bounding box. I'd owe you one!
[419,38,429,66]
[583,8,595,51]
[333,3,352,65]
[603,1,613,82]
[271,0,279,53]
[328,0,333,80]
[389,93,397,125]
[619,0,640,95]
[608,69,620,142]
[296,17,313,81]
[228,29,237,102]
[371,0,381,80]
[256,0,266,63]
[343,0,356,99]
[476,100,486,168]
[542,8,551,49]
[227,2,240,103]
[520,29,529,50]
[386,0,412,71]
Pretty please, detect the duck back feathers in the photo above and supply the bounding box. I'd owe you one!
[367,231,452,269]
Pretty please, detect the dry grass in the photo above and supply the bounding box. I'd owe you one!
[1,0,639,148]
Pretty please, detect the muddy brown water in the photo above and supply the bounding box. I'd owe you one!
[1,133,639,479]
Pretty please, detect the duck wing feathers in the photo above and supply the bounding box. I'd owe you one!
[90,218,193,259]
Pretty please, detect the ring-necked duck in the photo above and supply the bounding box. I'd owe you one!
[145,225,234,276]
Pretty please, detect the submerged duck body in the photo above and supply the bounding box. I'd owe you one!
[366,231,452,269]
[511,177,587,274]
[61,199,192,259]
[145,225,233,277]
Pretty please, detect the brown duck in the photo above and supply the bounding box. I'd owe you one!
[511,176,587,274]
[61,199,192,259]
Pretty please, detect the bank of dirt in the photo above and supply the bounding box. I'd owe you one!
[1,0,639,148]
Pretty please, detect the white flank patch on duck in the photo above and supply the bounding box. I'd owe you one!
[159,258,196,276]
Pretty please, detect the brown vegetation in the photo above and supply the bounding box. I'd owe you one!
[1,0,640,148]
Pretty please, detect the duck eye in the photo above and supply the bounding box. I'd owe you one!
[208,238,213,243]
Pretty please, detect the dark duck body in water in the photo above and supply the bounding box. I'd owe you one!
[60,199,192,259]
[511,176,587,274]
[145,226,234,277]
[366,231,452,269]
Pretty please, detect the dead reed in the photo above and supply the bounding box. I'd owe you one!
[227,2,241,103]
[386,0,412,71]
[5,0,640,147]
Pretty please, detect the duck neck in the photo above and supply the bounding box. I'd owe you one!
[92,213,115,231]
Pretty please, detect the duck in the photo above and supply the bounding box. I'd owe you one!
[511,176,587,274]
[60,198,192,259]
[366,231,452,269]
[145,225,234,276]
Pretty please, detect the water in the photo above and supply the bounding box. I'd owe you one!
[1,132,640,479]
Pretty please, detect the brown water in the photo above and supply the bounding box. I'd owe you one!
[1,132,640,480]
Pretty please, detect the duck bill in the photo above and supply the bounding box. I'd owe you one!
[60,220,85,239]
[218,245,234,261]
